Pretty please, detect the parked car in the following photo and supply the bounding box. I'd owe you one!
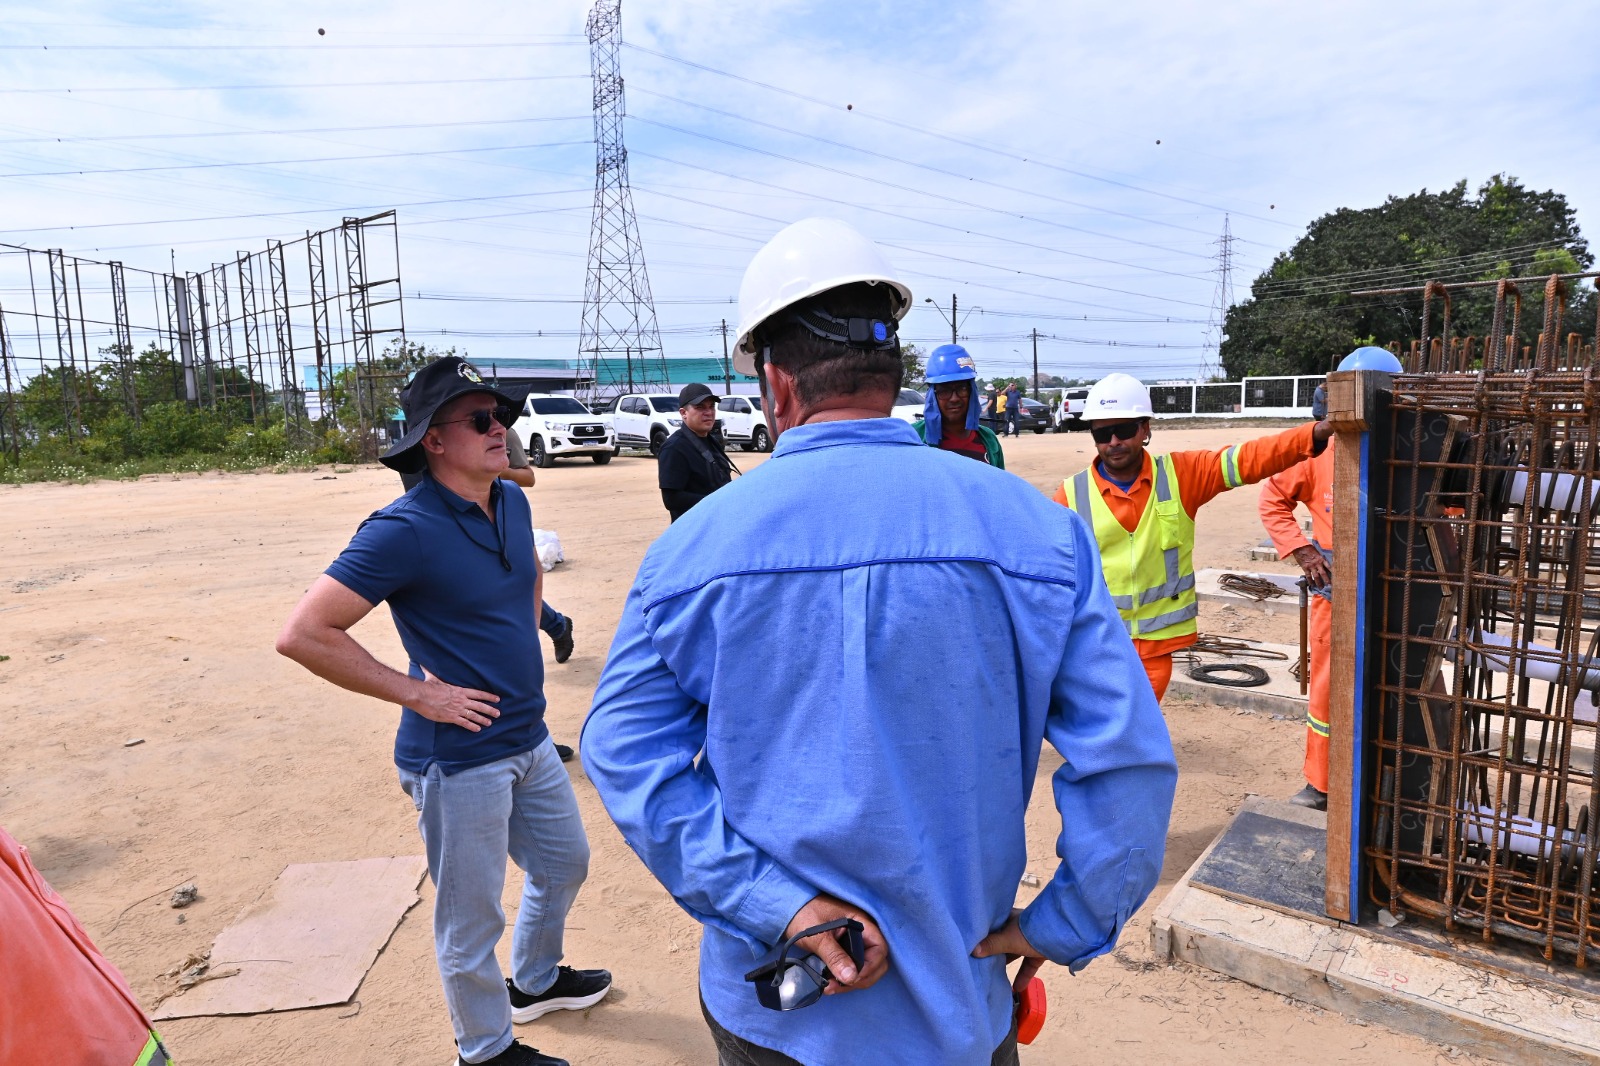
[981,396,1052,435]
[716,394,770,452]
[1060,387,1090,430]
[891,388,924,424]
[597,393,683,456]
[512,394,617,466]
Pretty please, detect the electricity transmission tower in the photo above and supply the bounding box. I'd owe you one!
[577,0,667,402]
[1204,214,1235,381]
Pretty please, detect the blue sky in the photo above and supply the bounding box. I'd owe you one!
[3,0,1598,384]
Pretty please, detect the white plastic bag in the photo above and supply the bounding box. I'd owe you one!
[534,528,565,573]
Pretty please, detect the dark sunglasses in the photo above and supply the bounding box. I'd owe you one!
[933,382,969,398]
[433,406,512,434]
[1090,419,1146,445]
[743,918,864,1011]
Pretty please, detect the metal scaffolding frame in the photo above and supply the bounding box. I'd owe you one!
[0,211,405,459]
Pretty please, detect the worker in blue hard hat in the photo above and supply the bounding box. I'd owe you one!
[913,344,1005,467]
[1260,344,1403,811]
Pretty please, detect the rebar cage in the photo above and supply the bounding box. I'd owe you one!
[1365,272,1600,967]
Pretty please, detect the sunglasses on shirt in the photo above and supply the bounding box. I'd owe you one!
[1090,419,1146,445]
[433,406,513,435]
[743,918,865,1011]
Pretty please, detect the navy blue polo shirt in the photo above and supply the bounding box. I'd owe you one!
[325,474,548,775]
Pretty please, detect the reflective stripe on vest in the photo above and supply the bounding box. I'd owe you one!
[1062,454,1199,641]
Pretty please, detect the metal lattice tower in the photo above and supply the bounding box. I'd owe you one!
[577,0,667,402]
[1203,214,1235,381]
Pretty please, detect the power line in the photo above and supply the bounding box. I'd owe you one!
[0,139,591,180]
[632,87,1229,257]
[0,40,583,51]
[622,42,1290,233]
[633,157,1212,310]
[0,74,588,94]
[0,115,590,146]
[630,116,1213,287]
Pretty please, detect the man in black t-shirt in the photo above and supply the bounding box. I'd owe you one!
[657,382,735,522]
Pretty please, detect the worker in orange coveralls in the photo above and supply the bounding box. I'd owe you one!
[1259,346,1403,811]
[1056,372,1332,702]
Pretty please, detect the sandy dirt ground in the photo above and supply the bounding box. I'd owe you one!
[0,425,1478,1066]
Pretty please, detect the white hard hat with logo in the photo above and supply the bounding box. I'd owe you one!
[733,218,913,377]
[1084,372,1154,419]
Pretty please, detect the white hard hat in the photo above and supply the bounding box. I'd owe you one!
[732,218,912,377]
[1084,372,1153,419]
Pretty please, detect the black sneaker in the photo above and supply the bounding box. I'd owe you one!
[507,966,612,1023]
[551,618,575,664]
[553,743,575,763]
[1288,784,1328,811]
[454,1039,568,1066]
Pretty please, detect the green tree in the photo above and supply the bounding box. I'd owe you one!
[900,343,925,390]
[1221,175,1596,377]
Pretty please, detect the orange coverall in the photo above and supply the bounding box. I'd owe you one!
[1258,440,1336,792]
[1052,423,1321,700]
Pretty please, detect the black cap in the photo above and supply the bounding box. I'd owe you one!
[678,382,716,408]
[380,356,527,473]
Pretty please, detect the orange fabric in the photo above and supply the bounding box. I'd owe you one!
[1259,438,1336,558]
[0,826,154,1066]
[1257,445,1337,790]
[1304,595,1332,792]
[1051,422,1321,662]
[1141,651,1174,702]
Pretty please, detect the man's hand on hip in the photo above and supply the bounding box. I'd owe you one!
[784,893,890,994]
[972,909,1047,995]
[1291,545,1332,589]
[414,667,501,732]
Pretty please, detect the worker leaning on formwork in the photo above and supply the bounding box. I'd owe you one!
[912,343,1005,466]
[1260,346,1404,811]
[1054,372,1334,702]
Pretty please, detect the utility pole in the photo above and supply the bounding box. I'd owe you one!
[720,318,731,394]
[1031,328,1039,400]
[948,293,958,345]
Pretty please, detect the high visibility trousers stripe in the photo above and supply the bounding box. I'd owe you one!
[135,1032,173,1066]
[1306,712,1330,738]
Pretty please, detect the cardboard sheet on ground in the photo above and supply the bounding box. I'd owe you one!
[153,856,427,1019]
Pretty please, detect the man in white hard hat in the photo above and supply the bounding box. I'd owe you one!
[582,219,1176,1066]
[1055,372,1332,702]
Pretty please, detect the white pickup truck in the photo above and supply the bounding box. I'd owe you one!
[591,393,682,456]
[715,394,770,452]
[512,393,617,466]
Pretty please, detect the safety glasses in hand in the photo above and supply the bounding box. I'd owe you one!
[1090,419,1145,445]
[743,918,865,1011]
[434,406,514,434]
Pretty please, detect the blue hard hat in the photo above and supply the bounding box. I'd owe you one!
[1337,345,1403,373]
[925,343,978,383]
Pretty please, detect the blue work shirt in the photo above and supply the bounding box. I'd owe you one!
[325,474,548,775]
[582,417,1177,1066]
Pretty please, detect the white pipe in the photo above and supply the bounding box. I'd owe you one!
[1506,470,1600,512]
[1453,629,1600,700]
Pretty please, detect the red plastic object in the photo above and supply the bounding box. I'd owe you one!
[1014,976,1047,1044]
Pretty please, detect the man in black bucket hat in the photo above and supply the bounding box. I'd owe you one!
[278,355,611,1066]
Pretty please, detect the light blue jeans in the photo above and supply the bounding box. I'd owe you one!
[399,740,590,1064]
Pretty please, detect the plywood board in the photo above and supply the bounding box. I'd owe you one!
[153,856,427,1019]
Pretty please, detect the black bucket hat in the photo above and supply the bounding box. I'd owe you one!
[380,356,527,473]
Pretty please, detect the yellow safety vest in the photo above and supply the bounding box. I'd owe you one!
[1063,454,1199,641]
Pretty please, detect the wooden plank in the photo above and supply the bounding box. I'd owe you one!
[1326,428,1365,921]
